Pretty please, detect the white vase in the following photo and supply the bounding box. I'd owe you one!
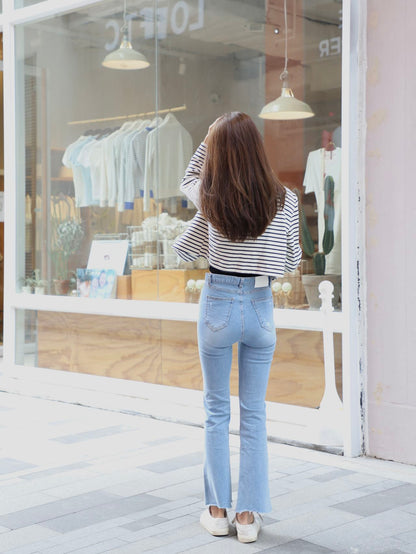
[22,286,32,294]
[34,286,45,295]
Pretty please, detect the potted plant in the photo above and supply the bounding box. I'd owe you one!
[19,276,35,294]
[52,218,84,295]
[32,269,48,295]
[299,177,341,309]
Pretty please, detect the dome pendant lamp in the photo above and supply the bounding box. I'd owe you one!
[259,0,314,120]
[102,0,149,70]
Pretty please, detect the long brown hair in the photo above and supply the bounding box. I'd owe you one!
[200,112,286,242]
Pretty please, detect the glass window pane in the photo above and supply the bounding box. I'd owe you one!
[14,0,344,411]
[15,0,45,8]
[16,0,343,308]
[16,1,156,296]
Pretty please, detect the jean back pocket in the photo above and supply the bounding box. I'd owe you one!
[251,297,274,331]
[204,295,234,332]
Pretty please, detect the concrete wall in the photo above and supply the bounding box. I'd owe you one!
[366,0,416,464]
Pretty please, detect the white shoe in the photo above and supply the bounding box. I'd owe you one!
[234,512,263,543]
[200,507,230,536]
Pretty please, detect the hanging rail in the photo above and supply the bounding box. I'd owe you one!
[68,104,187,126]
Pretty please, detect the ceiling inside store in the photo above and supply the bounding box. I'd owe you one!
[36,0,342,64]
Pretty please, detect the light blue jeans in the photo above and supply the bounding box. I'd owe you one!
[197,273,276,514]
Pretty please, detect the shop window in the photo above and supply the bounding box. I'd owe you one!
[16,0,342,309]
[15,0,44,7]
[15,0,343,407]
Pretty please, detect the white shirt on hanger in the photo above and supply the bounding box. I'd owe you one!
[118,119,153,211]
[303,147,342,274]
[143,113,193,211]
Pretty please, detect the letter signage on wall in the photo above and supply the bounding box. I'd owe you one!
[105,0,204,51]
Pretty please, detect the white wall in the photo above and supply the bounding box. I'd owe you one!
[366,0,416,464]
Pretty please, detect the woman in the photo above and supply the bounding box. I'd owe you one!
[173,112,302,543]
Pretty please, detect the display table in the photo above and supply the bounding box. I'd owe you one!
[131,269,207,302]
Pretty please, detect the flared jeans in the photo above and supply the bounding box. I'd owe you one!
[197,273,277,513]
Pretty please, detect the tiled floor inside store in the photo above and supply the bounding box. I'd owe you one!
[1,391,416,553]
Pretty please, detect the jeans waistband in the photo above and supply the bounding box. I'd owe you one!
[206,273,272,289]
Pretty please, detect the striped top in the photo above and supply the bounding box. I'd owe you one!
[172,143,302,278]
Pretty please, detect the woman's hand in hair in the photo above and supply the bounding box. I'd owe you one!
[203,116,223,145]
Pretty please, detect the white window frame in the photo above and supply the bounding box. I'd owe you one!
[1,0,366,457]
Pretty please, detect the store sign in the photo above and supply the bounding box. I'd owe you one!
[318,9,342,58]
[105,0,204,50]
[319,36,341,58]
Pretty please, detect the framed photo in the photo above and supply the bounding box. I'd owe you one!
[77,268,117,299]
[87,240,129,276]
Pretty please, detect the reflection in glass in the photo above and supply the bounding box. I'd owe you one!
[14,0,343,407]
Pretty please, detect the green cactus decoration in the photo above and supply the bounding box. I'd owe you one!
[313,252,326,275]
[299,200,315,258]
[299,175,335,276]
[322,175,335,255]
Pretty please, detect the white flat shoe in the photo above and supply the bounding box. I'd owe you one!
[233,512,263,543]
[200,507,230,536]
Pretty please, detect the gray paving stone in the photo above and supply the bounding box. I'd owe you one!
[305,509,416,552]
[120,514,197,542]
[106,536,166,552]
[337,549,407,554]
[68,538,128,553]
[42,537,128,554]
[257,538,334,553]
[20,463,92,480]
[186,540,261,554]
[144,435,184,447]
[0,458,37,475]
[399,501,416,515]
[393,544,416,554]
[359,479,407,494]
[0,490,121,530]
[140,451,204,473]
[40,493,167,533]
[52,425,129,444]
[309,469,355,482]
[333,483,416,516]
[121,515,167,531]
[276,461,321,475]
[0,524,59,553]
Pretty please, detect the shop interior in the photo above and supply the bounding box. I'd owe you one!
[16,0,343,408]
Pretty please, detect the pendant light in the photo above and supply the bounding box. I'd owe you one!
[102,0,149,70]
[259,0,314,120]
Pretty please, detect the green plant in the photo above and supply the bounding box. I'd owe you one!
[52,219,84,279]
[32,269,48,288]
[299,176,335,275]
[18,275,35,289]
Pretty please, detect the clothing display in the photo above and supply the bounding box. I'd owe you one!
[143,112,193,211]
[173,144,302,278]
[62,113,193,212]
[62,135,96,207]
[302,147,342,274]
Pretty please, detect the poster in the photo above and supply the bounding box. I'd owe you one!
[76,268,117,299]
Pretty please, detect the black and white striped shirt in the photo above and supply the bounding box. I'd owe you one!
[172,143,302,277]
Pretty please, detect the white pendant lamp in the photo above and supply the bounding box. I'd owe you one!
[259,0,314,120]
[102,0,149,70]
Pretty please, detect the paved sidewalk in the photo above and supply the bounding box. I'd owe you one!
[1,391,416,553]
